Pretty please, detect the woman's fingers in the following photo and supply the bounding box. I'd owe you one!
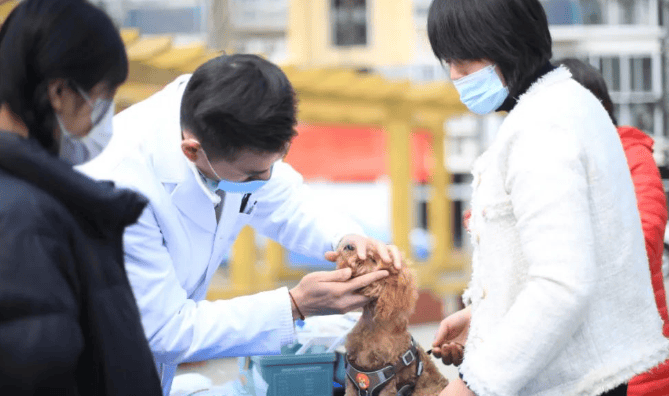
[451,343,464,366]
[433,343,465,366]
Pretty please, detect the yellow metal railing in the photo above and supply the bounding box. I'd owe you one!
[112,28,472,299]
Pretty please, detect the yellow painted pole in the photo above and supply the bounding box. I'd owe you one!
[426,121,472,297]
[386,101,413,257]
[416,119,452,290]
[277,264,308,282]
[229,226,257,294]
[266,242,308,282]
[428,119,451,269]
[257,240,284,291]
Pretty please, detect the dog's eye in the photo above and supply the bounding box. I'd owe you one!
[370,257,376,264]
[343,244,355,251]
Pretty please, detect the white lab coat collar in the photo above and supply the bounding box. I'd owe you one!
[169,171,218,233]
[145,74,219,233]
[184,158,222,206]
[150,74,193,185]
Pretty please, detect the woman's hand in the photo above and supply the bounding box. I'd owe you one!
[432,306,472,366]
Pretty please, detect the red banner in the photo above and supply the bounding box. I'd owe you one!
[284,124,433,183]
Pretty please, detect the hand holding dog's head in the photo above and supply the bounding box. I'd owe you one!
[336,244,418,322]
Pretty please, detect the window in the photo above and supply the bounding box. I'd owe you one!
[630,103,656,134]
[541,0,583,25]
[123,7,202,34]
[599,57,621,92]
[579,0,602,24]
[618,0,635,24]
[630,57,653,93]
[634,0,652,25]
[413,0,432,19]
[541,0,611,24]
[613,104,621,125]
[331,0,367,46]
[609,0,655,25]
[230,0,288,31]
[596,55,662,137]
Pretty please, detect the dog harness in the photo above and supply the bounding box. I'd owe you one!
[345,337,424,396]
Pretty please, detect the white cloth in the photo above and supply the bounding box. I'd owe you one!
[77,75,364,395]
[459,67,669,396]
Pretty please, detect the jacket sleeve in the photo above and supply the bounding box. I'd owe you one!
[625,144,669,329]
[0,212,84,392]
[459,127,597,396]
[123,204,295,365]
[248,161,365,255]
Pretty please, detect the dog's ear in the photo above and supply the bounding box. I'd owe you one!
[374,260,418,322]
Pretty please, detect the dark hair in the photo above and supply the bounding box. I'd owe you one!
[428,0,552,97]
[554,58,618,126]
[0,0,128,151]
[180,54,298,161]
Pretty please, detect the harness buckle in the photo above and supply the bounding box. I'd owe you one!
[401,350,415,366]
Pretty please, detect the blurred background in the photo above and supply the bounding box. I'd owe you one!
[2,0,669,311]
[2,0,669,309]
[2,0,669,390]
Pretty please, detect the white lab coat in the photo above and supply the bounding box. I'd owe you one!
[78,75,364,394]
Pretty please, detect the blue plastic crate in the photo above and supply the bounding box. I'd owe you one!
[250,351,337,396]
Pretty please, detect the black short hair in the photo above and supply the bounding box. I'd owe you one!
[180,54,298,161]
[0,0,128,151]
[554,58,618,126]
[428,0,552,97]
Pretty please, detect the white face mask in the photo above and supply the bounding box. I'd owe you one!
[57,101,114,165]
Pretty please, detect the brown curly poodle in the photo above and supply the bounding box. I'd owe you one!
[336,244,448,396]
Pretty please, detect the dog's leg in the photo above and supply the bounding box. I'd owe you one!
[377,378,398,396]
[345,379,358,396]
[411,349,449,396]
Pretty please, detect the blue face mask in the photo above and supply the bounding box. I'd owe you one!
[214,174,271,194]
[200,147,272,194]
[453,64,509,115]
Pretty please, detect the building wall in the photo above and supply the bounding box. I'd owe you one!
[405,0,668,165]
[91,0,669,245]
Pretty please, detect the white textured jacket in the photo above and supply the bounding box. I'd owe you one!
[459,67,669,396]
[78,75,364,394]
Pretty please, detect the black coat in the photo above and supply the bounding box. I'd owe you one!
[0,132,162,395]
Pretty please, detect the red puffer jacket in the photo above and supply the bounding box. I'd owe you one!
[619,126,669,396]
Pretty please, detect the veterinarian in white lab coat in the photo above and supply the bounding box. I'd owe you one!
[78,54,400,395]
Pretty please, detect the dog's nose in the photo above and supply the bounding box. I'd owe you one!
[343,244,355,252]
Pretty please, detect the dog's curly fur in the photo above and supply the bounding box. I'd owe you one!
[337,246,448,396]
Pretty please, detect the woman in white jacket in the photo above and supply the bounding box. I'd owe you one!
[427,0,669,395]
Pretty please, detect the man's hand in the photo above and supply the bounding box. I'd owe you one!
[432,306,472,366]
[324,234,402,270]
[289,267,389,318]
[439,378,475,396]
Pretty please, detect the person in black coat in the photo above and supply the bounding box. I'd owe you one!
[0,1,162,394]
